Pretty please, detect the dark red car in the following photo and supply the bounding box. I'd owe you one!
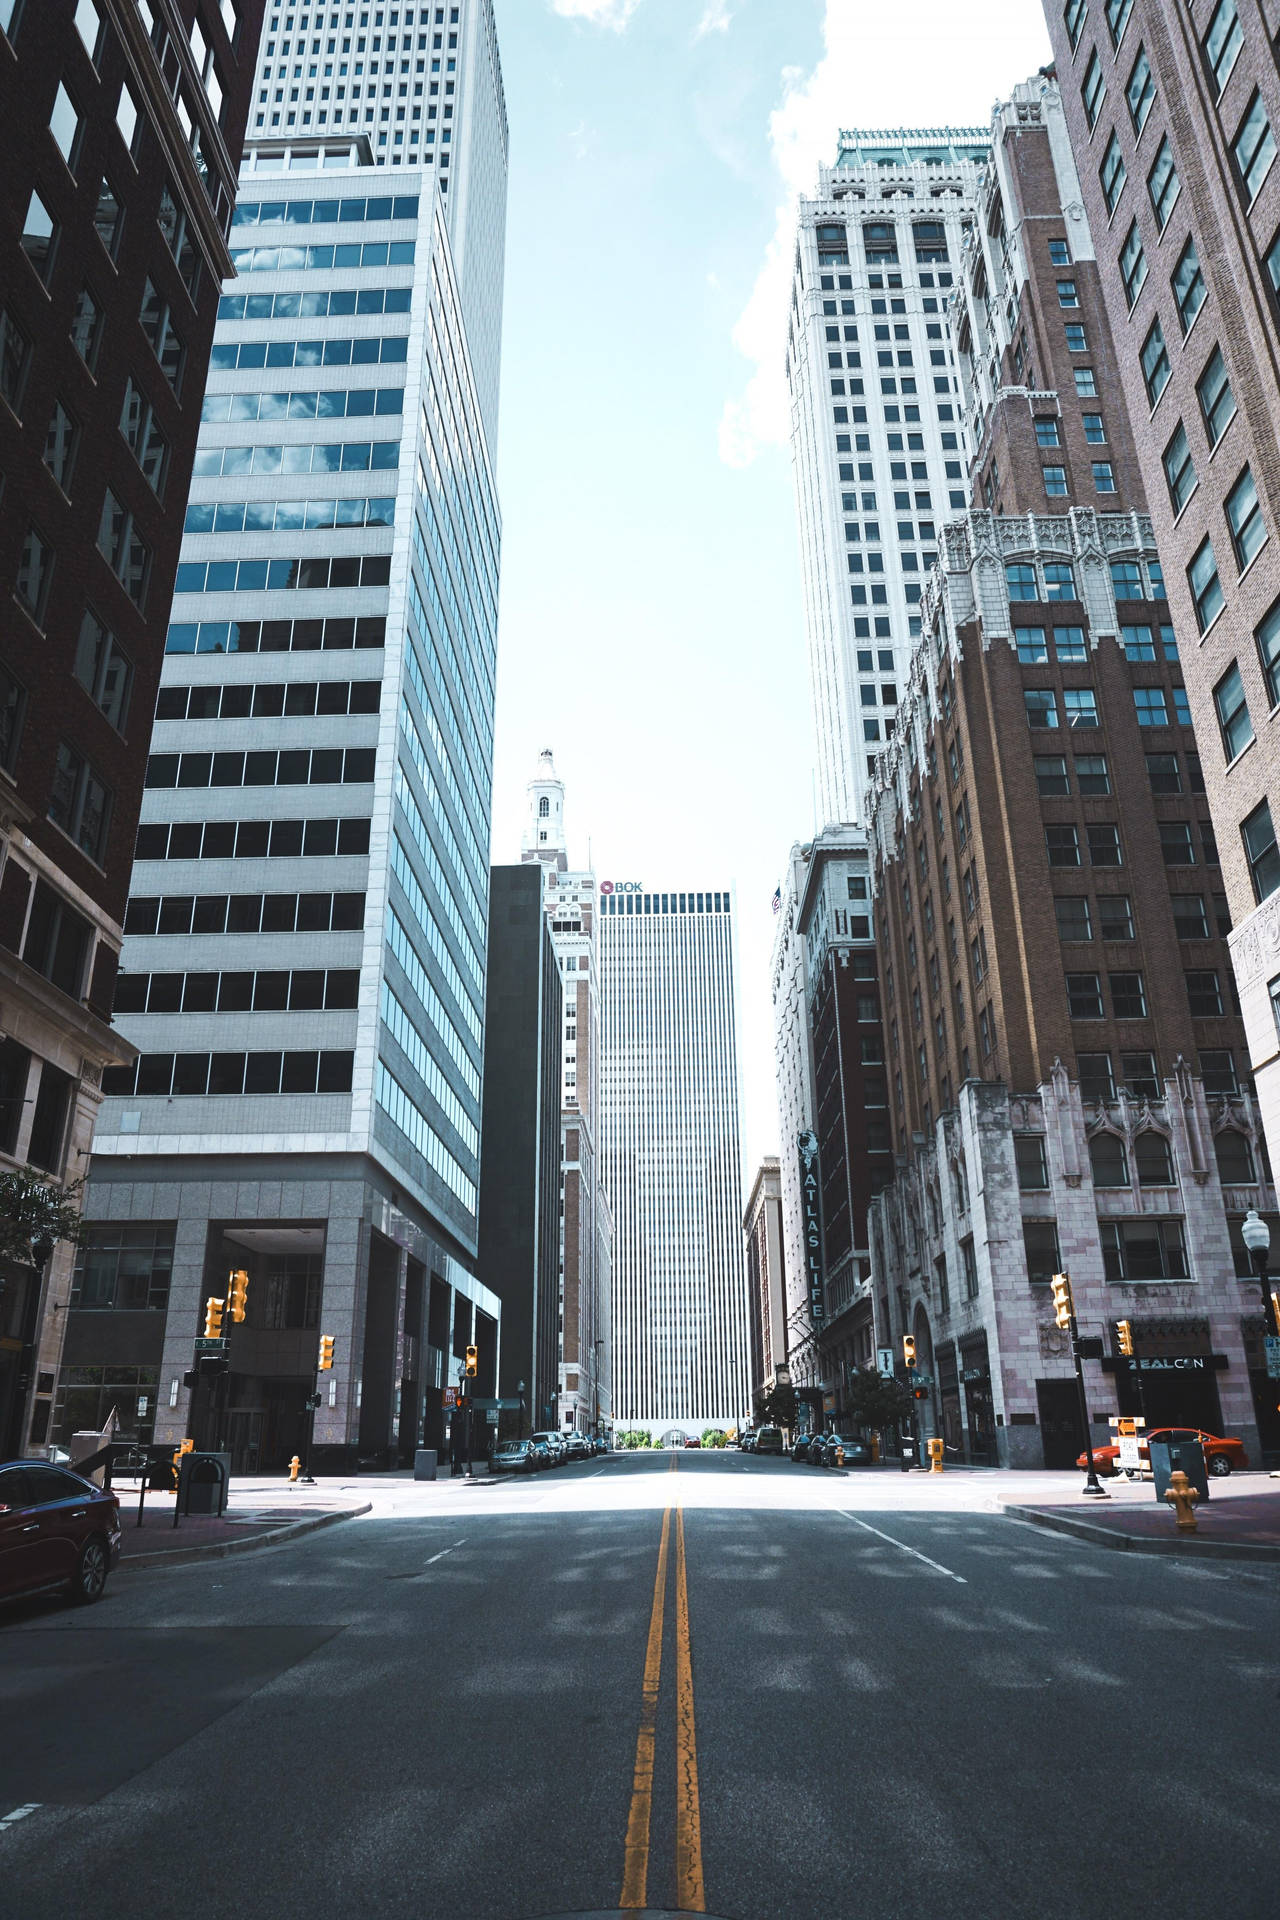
[1077,1427,1250,1478]
[0,1461,122,1607]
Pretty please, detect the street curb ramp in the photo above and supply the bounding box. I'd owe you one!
[117,1501,373,1570]
[1002,1501,1280,1562]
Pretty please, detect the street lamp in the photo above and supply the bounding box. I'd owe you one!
[517,1379,526,1440]
[1241,1210,1280,1339]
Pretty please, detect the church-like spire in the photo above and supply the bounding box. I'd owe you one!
[521,747,567,872]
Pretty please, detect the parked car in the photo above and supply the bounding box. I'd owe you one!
[0,1461,122,1607]
[817,1434,873,1469]
[685,1436,701,1449]
[564,1433,592,1461]
[739,1431,757,1453]
[492,1440,540,1476]
[754,1426,784,1455]
[527,1432,559,1468]
[595,1437,610,1455]
[1077,1427,1248,1478]
[790,1433,817,1463]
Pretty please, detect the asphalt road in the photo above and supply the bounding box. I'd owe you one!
[1,1449,1277,1920]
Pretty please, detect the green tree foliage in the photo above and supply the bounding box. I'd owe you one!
[758,1382,798,1431]
[0,1168,85,1268]
[618,1429,653,1449]
[843,1368,914,1432]
[700,1429,729,1449]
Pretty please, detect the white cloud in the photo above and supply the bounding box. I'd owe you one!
[695,1,734,37]
[718,0,1052,468]
[550,0,642,29]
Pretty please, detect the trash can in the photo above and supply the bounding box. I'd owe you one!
[413,1448,438,1482]
[899,1437,917,1471]
[1148,1436,1209,1506]
[180,1451,230,1516]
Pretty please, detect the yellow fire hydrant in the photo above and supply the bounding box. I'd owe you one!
[1164,1468,1200,1532]
[927,1437,945,1473]
[288,1454,302,1483]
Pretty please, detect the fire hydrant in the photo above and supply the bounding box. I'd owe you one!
[1164,1468,1200,1532]
[288,1454,302,1483]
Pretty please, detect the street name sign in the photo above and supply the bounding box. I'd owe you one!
[194,1336,229,1358]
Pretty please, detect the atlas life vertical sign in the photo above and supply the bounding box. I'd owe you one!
[798,1129,824,1323]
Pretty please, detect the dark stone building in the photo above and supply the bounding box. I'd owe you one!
[477,865,563,1437]
[1043,0,1280,1284]
[0,0,263,1454]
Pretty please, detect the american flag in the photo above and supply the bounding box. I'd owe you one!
[771,887,782,915]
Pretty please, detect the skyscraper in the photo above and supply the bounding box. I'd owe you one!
[786,127,986,824]
[67,3,507,1471]
[0,0,265,1456]
[600,885,750,1435]
[521,750,611,1438]
[1043,0,1280,1209]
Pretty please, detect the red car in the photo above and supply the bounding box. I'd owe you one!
[0,1460,122,1606]
[1077,1427,1249,1478]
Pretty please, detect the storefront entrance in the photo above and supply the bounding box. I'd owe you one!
[1036,1378,1085,1469]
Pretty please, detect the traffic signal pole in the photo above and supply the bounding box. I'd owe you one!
[1053,1272,1108,1499]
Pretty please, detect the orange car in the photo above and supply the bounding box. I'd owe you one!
[1077,1426,1249,1478]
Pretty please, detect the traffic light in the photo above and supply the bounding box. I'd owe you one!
[902,1334,917,1367]
[465,1344,478,1378]
[204,1296,224,1339]
[318,1335,335,1372]
[1116,1318,1134,1357]
[1051,1272,1074,1332]
[229,1269,249,1323]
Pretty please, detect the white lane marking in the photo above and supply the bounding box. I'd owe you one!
[424,1537,466,1565]
[0,1805,41,1835]
[836,1511,967,1584]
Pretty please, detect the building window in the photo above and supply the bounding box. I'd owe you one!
[15,524,53,623]
[1055,895,1092,940]
[20,879,92,999]
[69,286,103,370]
[1123,625,1156,661]
[1186,968,1224,1016]
[1064,687,1099,728]
[0,661,25,775]
[93,171,124,258]
[1035,754,1069,796]
[1074,366,1098,397]
[1057,279,1080,309]
[1016,626,1049,664]
[1215,1131,1256,1185]
[1035,417,1061,447]
[1127,46,1155,133]
[1119,220,1147,306]
[1093,462,1116,493]
[1233,92,1276,206]
[27,1062,73,1175]
[42,400,79,492]
[1078,1052,1116,1101]
[1064,0,1087,51]
[1201,1049,1239,1095]
[1105,0,1133,46]
[1077,754,1110,794]
[1109,970,1147,1017]
[1088,824,1122,866]
[1146,752,1181,792]
[1025,688,1058,728]
[1090,1132,1130,1188]
[1172,894,1210,939]
[1242,800,1280,902]
[0,305,31,414]
[1171,239,1205,337]
[1214,662,1253,760]
[1141,318,1170,408]
[1204,1,1243,97]
[1188,538,1224,633]
[48,81,84,176]
[1083,414,1106,444]
[1134,1131,1174,1186]
[96,490,150,607]
[1024,1220,1061,1286]
[1256,600,1280,707]
[1101,1217,1189,1282]
[1163,421,1196,514]
[961,1237,979,1301]
[1044,564,1076,600]
[1160,820,1196,866]
[1047,825,1082,868]
[1225,466,1265,570]
[1044,465,1068,497]
[119,380,169,497]
[1146,137,1180,229]
[1094,895,1133,941]
[48,740,112,863]
[1083,51,1106,131]
[21,187,56,283]
[1197,346,1236,446]
[72,1227,174,1311]
[1067,971,1104,1019]
[1101,134,1127,214]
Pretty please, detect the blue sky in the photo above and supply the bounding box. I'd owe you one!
[488,0,1052,1172]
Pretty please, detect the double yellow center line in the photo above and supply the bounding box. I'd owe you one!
[619,1452,704,1913]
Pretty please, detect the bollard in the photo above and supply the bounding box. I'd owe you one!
[927,1437,945,1473]
[1164,1467,1200,1532]
[288,1454,302,1483]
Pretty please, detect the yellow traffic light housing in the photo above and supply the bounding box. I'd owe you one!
[318,1335,335,1372]
[465,1344,478,1378]
[1051,1272,1074,1332]
[204,1296,224,1339]
[902,1334,917,1367]
[1116,1318,1134,1357]
[229,1269,249,1323]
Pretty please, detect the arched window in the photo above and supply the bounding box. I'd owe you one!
[539,797,549,818]
[1215,1130,1256,1184]
[1090,1132,1129,1188]
[1133,1131,1174,1187]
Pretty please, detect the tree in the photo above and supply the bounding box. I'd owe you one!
[700,1428,728,1449]
[843,1368,914,1434]
[758,1382,798,1431]
[0,1168,85,1270]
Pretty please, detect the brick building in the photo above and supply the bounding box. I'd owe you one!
[0,0,263,1454]
[864,77,1276,1467]
[1043,0,1280,1221]
[742,1157,786,1411]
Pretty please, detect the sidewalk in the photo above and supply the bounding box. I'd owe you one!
[990,1473,1280,1560]
[110,1475,372,1569]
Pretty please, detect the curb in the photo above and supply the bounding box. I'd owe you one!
[1002,1502,1280,1562]
[117,1501,373,1570]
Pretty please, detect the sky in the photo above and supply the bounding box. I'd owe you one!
[488,0,1053,1175]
